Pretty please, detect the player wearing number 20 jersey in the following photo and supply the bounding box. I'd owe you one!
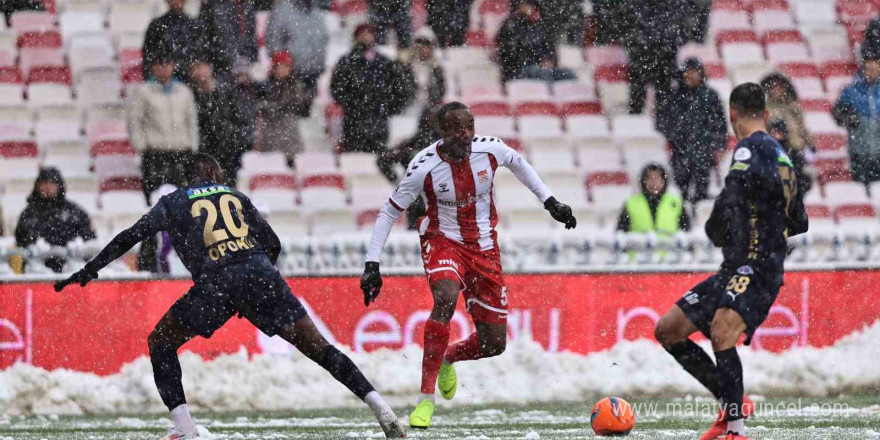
[55,154,407,440]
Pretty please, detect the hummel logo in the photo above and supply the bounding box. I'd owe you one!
[439,183,450,193]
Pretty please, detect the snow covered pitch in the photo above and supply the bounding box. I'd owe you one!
[2,397,880,439]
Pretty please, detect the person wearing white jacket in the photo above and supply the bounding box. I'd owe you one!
[128,57,199,200]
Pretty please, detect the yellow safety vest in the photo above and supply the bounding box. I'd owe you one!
[625,193,683,235]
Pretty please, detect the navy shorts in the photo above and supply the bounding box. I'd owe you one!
[676,266,781,345]
[169,255,307,337]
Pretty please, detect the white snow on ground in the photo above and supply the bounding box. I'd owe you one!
[2,320,879,415]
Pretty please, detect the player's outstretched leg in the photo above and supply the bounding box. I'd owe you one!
[440,322,507,400]
[148,311,199,440]
[410,279,459,429]
[711,308,750,440]
[277,316,406,438]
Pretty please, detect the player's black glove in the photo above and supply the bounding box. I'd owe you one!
[54,267,98,292]
[361,262,383,307]
[544,196,577,229]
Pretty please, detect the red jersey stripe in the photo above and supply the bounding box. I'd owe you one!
[450,158,481,247]
[488,154,499,231]
[423,172,440,236]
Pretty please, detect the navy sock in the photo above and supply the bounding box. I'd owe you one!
[715,347,745,420]
[667,340,722,399]
[317,346,375,400]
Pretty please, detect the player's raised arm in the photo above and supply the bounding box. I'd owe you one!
[361,157,425,306]
[54,198,171,292]
[495,142,577,229]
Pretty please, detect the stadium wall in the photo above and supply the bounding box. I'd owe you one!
[1,271,878,375]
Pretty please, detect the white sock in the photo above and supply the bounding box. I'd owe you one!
[727,418,745,435]
[364,391,391,418]
[418,393,436,404]
[170,404,195,434]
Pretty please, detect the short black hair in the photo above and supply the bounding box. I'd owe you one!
[437,101,470,124]
[186,152,221,181]
[730,82,766,118]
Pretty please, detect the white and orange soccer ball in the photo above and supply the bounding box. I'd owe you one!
[590,397,636,436]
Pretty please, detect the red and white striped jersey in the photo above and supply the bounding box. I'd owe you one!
[367,136,552,260]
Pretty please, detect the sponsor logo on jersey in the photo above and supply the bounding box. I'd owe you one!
[187,185,232,199]
[477,169,489,183]
[438,259,459,269]
[776,148,794,167]
[438,192,490,208]
[734,147,752,161]
[730,162,750,172]
[737,265,754,275]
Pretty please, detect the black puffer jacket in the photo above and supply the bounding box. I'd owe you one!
[197,0,258,74]
[15,168,96,271]
[142,11,200,79]
[495,8,554,81]
[330,45,415,152]
[658,60,728,159]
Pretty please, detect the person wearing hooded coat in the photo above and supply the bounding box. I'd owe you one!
[15,168,96,273]
[833,46,880,185]
[495,0,555,82]
[658,58,728,204]
[617,163,690,234]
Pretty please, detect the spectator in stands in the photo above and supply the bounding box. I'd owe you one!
[129,56,199,199]
[197,0,258,76]
[833,47,880,186]
[330,24,415,160]
[367,0,412,48]
[142,0,199,81]
[382,107,438,229]
[658,58,727,205]
[400,32,445,117]
[266,0,328,116]
[540,0,584,45]
[864,15,880,58]
[761,73,813,153]
[616,163,690,234]
[768,119,813,196]
[619,0,689,114]
[190,59,249,186]
[427,0,474,48]
[230,58,258,182]
[496,0,555,82]
[258,51,309,165]
[521,53,577,83]
[15,168,96,273]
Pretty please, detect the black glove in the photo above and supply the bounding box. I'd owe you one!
[544,196,577,229]
[54,267,98,292]
[360,262,383,307]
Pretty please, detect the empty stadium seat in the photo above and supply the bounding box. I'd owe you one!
[611,114,664,149]
[35,120,82,144]
[10,11,56,34]
[595,65,629,115]
[709,10,751,34]
[94,154,141,181]
[19,47,64,75]
[552,80,598,105]
[85,120,128,144]
[389,114,418,147]
[567,114,613,150]
[475,114,516,139]
[59,11,106,41]
[794,0,838,27]
[109,2,154,37]
[300,174,348,210]
[585,45,628,67]
[824,181,871,209]
[250,188,298,213]
[753,10,796,37]
[506,79,551,104]
[445,47,492,70]
[294,151,338,177]
[807,25,854,63]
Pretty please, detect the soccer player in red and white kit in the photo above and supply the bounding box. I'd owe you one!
[360,102,578,429]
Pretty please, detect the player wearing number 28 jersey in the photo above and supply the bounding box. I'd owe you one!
[55,154,406,440]
[654,83,809,440]
[360,102,578,429]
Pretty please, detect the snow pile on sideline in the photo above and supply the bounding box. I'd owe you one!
[2,320,879,415]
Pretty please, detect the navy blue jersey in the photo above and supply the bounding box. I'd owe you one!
[705,131,809,282]
[85,180,281,279]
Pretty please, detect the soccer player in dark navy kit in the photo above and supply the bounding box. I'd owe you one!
[654,83,809,440]
[55,154,407,440]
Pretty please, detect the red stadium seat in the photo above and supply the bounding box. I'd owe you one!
[834,204,876,221]
[585,45,628,67]
[119,48,144,83]
[779,61,819,78]
[90,139,136,156]
[805,203,832,219]
[838,0,877,26]
[470,102,512,116]
[17,30,62,49]
[26,65,71,85]
[465,29,488,47]
[762,30,803,45]
[703,62,728,79]
[0,140,38,158]
[818,165,852,184]
[10,11,56,34]
[302,173,346,190]
[716,30,759,47]
[749,0,788,11]
[514,101,558,117]
[712,0,746,10]
[86,120,128,144]
[560,101,602,116]
[250,173,297,191]
[846,23,867,46]
[800,98,831,112]
[594,65,629,82]
[100,176,143,192]
[586,170,629,188]
[813,133,847,156]
[0,67,22,83]
[820,61,858,78]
